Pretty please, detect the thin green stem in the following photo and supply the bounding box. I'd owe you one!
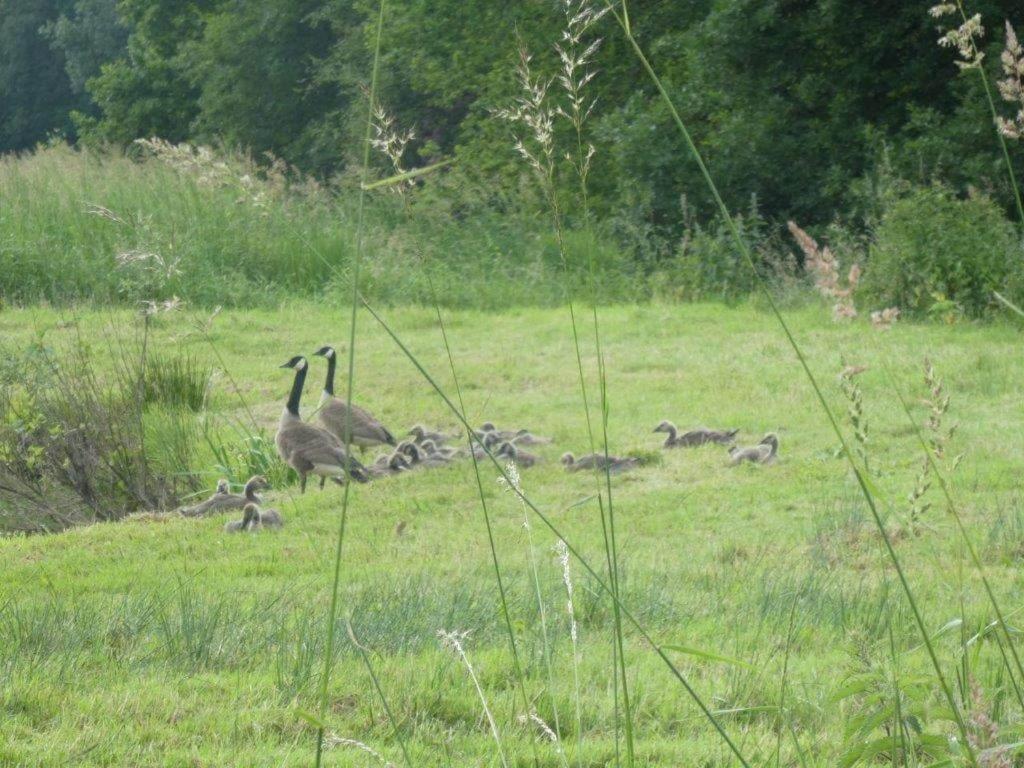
[426,271,540,768]
[314,3,385,765]
[883,360,1024,694]
[346,620,415,768]
[361,295,753,768]
[607,6,978,764]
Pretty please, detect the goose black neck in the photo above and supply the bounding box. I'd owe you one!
[323,354,336,396]
[287,363,307,416]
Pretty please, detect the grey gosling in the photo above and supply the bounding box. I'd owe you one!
[368,452,411,478]
[561,452,639,473]
[510,429,552,446]
[312,346,396,454]
[496,441,536,468]
[182,475,268,517]
[419,438,459,460]
[654,421,737,448]
[224,503,260,533]
[256,504,284,529]
[409,424,460,445]
[728,433,780,466]
[275,356,369,492]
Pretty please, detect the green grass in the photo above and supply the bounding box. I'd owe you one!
[0,145,642,310]
[2,301,1023,765]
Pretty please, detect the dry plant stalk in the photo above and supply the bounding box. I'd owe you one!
[997,20,1024,139]
[788,221,860,320]
[908,357,961,533]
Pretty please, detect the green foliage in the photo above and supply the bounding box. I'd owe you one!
[862,185,1024,318]
[144,353,211,412]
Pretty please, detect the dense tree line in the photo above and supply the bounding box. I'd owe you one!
[2,0,1022,240]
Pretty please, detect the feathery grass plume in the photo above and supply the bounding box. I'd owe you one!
[370,104,416,194]
[929,3,1024,224]
[838,362,869,473]
[931,3,986,69]
[323,735,396,767]
[555,0,609,208]
[437,629,508,768]
[494,44,558,194]
[996,21,1024,140]
[967,682,1012,768]
[787,221,859,320]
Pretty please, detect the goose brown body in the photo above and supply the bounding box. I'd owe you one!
[275,356,369,492]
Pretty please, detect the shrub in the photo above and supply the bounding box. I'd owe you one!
[862,186,1024,318]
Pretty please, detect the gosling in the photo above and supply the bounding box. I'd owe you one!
[728,433,780,466]
[496,441,536,468]
[561,452,639,473]
[224,503,260,533]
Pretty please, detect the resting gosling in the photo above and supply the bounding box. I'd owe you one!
[496,441,536,468]
[561,452,638,473]
[511,429,552,446]
[312,346,396,454]
[409,424,460,445]
[728,433,780,466]
[182,475,268,517]
[224,503,260,533]
[275,356,369,492]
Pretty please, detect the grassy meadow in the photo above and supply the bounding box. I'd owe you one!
[3,301,1024,766]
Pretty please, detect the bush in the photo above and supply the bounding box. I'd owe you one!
[862,186,1024,318]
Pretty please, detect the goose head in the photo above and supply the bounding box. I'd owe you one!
[560,452,575,466]
[215,478,230,494]
[653,420,676,434]
[312,346,336,359]
[280,355,307,370]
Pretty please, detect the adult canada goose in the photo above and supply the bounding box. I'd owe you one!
[181,475,268,517]
[276,356,369,492]
[409,425,460,445]
[728,433,780,466]
[561,452,639,473]
[312,346,397,454]
[496,441,536,468]
[224,503,260,533]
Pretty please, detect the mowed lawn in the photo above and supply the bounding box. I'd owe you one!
[2,301,1023,766]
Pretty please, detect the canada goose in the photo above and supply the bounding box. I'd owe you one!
[215,478,230,494]
[728,434,780,466]
[496,441,536,468]
[276,356,369,492]
[181,475,268,517]
[224,503,260,533]
[312,346,397,453]
[511,429,553,446]
[561,452,639,473]
[409,425,460,445]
